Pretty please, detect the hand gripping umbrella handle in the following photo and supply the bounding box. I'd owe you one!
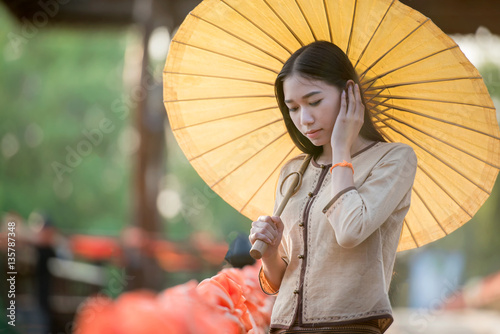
[250,155,311,259]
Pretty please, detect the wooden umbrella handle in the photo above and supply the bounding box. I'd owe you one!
[249,156,311,259]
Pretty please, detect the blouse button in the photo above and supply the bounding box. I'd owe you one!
[298,222,304,227]
[293,289,299,295]
[320,164,326,169]
[298,254,304,259]
[308,192,313,197]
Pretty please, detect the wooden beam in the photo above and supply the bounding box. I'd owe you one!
[400,0,500,35]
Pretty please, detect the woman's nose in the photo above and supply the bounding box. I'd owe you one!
[301,108,314,125]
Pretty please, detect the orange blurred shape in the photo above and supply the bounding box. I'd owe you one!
[159,280,243,333]
[191,232,229,265]
[154,240,202,272]
[70,235,121,261]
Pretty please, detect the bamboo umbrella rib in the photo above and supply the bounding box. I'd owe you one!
[210,131,288,188]
[322,0,333,43]
[366,76,484,91]
[359,18,430,81]
[403,218,419,248]
[383,131,474,218]
[239,146,297,212]
[371,94,496,110]
[378,101,500,142]
[370,106,392,118]
[164,94,275,103]
[171,106,278,131]
[412,186,447,235]
[345,0,358,57]
[188,118,284,161]
[373,114,493,194]
[354,0,395,70]
[190,13,286,63]
[163,71,275,87]
[169,40,280,75]
[219,0,294,55]
[294,0,319,41]
[365,95,391,110]
[262,0,306,47]
[361,45,460,86]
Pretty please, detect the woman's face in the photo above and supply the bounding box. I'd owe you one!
[283,74,342,147]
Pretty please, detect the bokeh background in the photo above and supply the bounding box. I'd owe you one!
[0,0,499,333]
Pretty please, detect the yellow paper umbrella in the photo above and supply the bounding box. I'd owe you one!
[163,0,500,251]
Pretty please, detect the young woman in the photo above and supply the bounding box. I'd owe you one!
[249,41,417,333]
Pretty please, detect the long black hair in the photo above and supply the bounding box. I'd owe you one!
[275,41,385,158]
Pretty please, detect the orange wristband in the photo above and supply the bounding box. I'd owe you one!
[329,160,354,175]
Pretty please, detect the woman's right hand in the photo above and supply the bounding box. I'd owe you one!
[249,216,284,258]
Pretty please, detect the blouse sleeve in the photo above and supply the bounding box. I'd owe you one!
[322,144,417,249]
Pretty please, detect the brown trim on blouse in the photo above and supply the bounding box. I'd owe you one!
[322,186,357,213]
[270,313,393,332]
[294,166,330,327]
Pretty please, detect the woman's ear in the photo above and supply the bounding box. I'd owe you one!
[345,80,355,90]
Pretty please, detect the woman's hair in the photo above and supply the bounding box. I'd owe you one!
[275,41,386,158]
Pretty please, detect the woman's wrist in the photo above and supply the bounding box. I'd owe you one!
[331,145,351,163]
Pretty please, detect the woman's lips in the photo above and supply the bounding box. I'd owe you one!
[306,129,321,139]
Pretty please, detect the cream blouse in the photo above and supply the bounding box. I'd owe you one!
[259,141,417,333]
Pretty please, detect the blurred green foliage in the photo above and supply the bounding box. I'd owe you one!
[0,7,131,235]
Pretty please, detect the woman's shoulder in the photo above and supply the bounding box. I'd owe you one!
[368,141,417,171]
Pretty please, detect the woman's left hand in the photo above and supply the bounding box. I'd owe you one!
[330,83,365,152]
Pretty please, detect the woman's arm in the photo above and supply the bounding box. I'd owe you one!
[250,215,287,292]
[325,145,417,248]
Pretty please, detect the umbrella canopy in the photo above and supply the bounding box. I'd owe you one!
[163,0,500,251]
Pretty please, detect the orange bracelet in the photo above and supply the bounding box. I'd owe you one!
[329,160,354,175]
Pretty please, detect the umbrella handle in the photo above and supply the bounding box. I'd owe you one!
[249,156,311,259]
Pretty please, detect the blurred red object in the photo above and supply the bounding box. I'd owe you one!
[443,271,500,310]
[74,262,274,333]
[70,235,121,260]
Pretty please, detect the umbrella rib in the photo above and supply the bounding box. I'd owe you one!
[373,114,493,194]
[164,94,275,103]
[402,218,419,248]
[382,130,475,219]
[170,40,279,74]
[171,106,277,131]
[354,0,395,70]
[412,187,448,236]
[345,0,358,57]
[294,0,318,41]
[367,93,496,110]
[362,45,460,86]
[377,100,500,141]
[219,0,294,55]
[189,12,286,64]
[163,71,274,87]
[239,146,297,213]
[188,118,283,162]
[323,0,333,43]
[210,131,289,188]
[359,18,430,81]
[366,76,484,91]
[262,0,305,47]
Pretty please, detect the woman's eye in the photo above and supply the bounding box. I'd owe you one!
[310,99,322,106]
[288,106,298,112]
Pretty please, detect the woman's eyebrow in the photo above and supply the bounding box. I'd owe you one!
[285,91,321,104]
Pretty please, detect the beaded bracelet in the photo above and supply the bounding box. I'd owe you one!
[329,160,354,175]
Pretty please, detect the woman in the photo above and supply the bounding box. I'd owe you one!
[249,41,417,333]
